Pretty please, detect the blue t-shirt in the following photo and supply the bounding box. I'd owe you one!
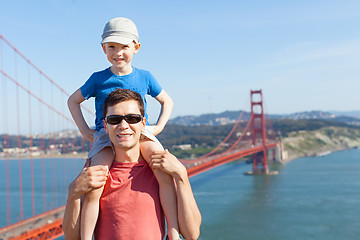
[80,67,163,130]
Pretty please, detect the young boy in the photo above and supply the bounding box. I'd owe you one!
[67,17,178,240]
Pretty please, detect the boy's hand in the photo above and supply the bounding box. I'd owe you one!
[149,149,187,179]
[81,128,96,141]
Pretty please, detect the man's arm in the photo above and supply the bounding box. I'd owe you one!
[62,160,108,240]
[150,150,201,240]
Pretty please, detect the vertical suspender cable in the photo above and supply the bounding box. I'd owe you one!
[39,73,47,212]
[49,83,57,208]
[15,53,24,221]
[62,138,67,204]
[1,38,12,225]
[61,93,67,204]
[28,62,35,216]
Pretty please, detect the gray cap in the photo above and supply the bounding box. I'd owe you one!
[101,17,139,45]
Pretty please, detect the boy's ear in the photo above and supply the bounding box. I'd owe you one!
[134,43,141,54]
[102,44,107,54]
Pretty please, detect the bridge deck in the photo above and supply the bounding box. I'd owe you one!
[0,206,64,240]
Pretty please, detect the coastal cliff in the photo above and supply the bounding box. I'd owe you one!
[281,126,360,162]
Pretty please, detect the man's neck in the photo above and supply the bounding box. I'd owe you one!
[113,146,142,163]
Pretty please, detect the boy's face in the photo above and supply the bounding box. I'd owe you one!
[102,42,140,73]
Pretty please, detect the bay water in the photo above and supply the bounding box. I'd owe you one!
[0,157,85,228]
[1,149,359,239]
[193,148,360,239]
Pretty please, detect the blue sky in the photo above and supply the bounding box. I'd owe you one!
[1,0,360,128]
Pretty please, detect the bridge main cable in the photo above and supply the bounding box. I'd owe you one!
[0,69,75,124]
[0,34,95,117]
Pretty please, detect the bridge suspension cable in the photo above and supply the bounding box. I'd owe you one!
[0,35,88,232]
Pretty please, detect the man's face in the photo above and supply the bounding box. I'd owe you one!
[103,100,145,150]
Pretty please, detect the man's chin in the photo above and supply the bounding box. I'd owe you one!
[113,143,132,149]
[112,141,137,150]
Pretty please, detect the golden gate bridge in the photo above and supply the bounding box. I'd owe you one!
[0,34,281,239]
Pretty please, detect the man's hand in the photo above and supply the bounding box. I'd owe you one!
[69,159,108,199]
[149,149,187,179]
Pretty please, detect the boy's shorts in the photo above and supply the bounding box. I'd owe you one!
[87,126,162,159]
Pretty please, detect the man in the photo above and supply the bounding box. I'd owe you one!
[62,89,201,240]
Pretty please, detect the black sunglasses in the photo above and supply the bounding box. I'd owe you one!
[105,114,143,125]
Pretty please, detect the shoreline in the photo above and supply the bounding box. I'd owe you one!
[0,152,88,161]
[280,126,360,163]
[281,146,359,164]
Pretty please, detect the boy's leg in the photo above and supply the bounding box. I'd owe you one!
[141,139,180,240]
[81,147,114,240]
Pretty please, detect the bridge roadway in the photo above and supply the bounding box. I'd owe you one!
[0,207,64,240]
[184,143,278,177]
[0,143,278,239]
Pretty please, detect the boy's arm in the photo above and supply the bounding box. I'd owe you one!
[153,90,174,135]
[68,89,95,141]
[174,166,201,240]
[150,150,201,240]
[62,160,108,240]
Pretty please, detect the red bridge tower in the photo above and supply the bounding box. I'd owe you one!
[247,90,278,175]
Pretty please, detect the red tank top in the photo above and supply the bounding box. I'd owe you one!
[94,160,165,240]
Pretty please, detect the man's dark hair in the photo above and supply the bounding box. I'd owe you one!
[103,88,145,118]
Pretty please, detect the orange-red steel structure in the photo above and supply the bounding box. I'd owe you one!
[250,90,269,173]
[186,143,278,177]
[0,207,65,240]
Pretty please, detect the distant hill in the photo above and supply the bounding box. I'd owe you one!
[330,110,360,118]
[169,110,251,126]
[169,110,360,126]
[271,110,336,120]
